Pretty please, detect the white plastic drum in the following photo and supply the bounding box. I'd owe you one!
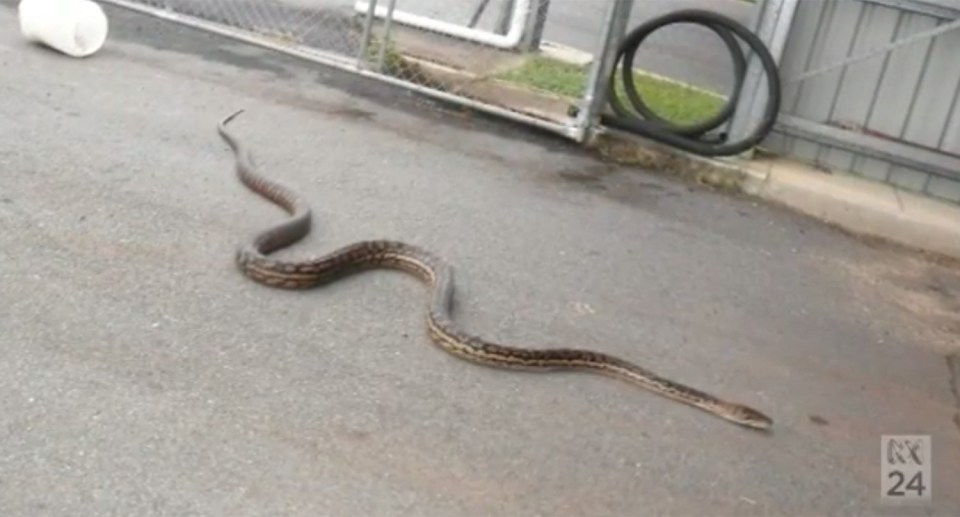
[19,0,109,58]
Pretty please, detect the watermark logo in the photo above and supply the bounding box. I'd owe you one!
[881,435,931,504]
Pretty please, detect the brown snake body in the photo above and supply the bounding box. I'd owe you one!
[217,109,773,431]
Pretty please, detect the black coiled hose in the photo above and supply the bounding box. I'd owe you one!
[600,9,781,157]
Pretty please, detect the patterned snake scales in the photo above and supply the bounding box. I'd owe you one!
[217,109,773,431]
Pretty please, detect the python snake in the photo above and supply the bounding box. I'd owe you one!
[217,109,773,431]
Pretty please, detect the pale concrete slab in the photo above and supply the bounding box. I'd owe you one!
[742,157,960,262]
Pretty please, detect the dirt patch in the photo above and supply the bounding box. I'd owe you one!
[588,132,746,193]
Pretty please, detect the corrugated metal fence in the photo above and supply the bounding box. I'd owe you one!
[764,0,960,204]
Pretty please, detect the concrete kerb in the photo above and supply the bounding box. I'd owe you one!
[388,40,960,262]
[585,129,747,193]
[738,158,960,262]
[584,120,960,264]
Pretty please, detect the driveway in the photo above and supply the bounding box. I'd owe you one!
[1,3,959,516]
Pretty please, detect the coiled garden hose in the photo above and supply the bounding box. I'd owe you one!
[600,9,782,157]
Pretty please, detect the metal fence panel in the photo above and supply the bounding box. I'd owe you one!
[788,1,858,120]
[852,156,893,182]
[819,147,856,175]
[929,175,960,200]
[868,13,938,138]
[104,0,598,141]
[908,26,960,149]
[777,0,829,115]
[358,0,610,139]
[828,3,890,132]
[764,0,960,204]
[147,0,365,56]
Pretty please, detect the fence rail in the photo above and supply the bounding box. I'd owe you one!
[762,0,960,203]
[102,0,596,141]
[100,0,960,205]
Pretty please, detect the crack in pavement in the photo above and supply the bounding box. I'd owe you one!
[948,353,960,433]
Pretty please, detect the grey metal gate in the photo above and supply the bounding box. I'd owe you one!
[99,0,615,142]
[760,0,960,204]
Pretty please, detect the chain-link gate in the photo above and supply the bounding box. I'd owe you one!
[101,0,620,141]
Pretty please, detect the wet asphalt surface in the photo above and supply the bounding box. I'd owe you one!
[1,3,960,516]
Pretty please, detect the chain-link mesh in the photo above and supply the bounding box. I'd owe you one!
[361,0,595,126]
[129,0,367,56]
[105,0,611,137]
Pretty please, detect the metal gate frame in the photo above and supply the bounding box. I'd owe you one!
[100,0,634,144]
[96,0,795,162]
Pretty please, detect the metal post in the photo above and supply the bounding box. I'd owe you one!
[572,0,633,141]
[725,0,799,156]
[468,0,493,28]
[495,0,516,35]
[376,0,399,72]
[519,0,551,52]
[356,0,379,68]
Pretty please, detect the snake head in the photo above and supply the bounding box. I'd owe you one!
[725,404,774,431]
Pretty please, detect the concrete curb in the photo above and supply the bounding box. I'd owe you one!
[739,158,960,260]
[589,129,960,261]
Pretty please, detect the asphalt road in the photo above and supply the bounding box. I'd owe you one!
[2,3,960,516]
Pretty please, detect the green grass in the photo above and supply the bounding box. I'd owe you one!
[496,56,728,126]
